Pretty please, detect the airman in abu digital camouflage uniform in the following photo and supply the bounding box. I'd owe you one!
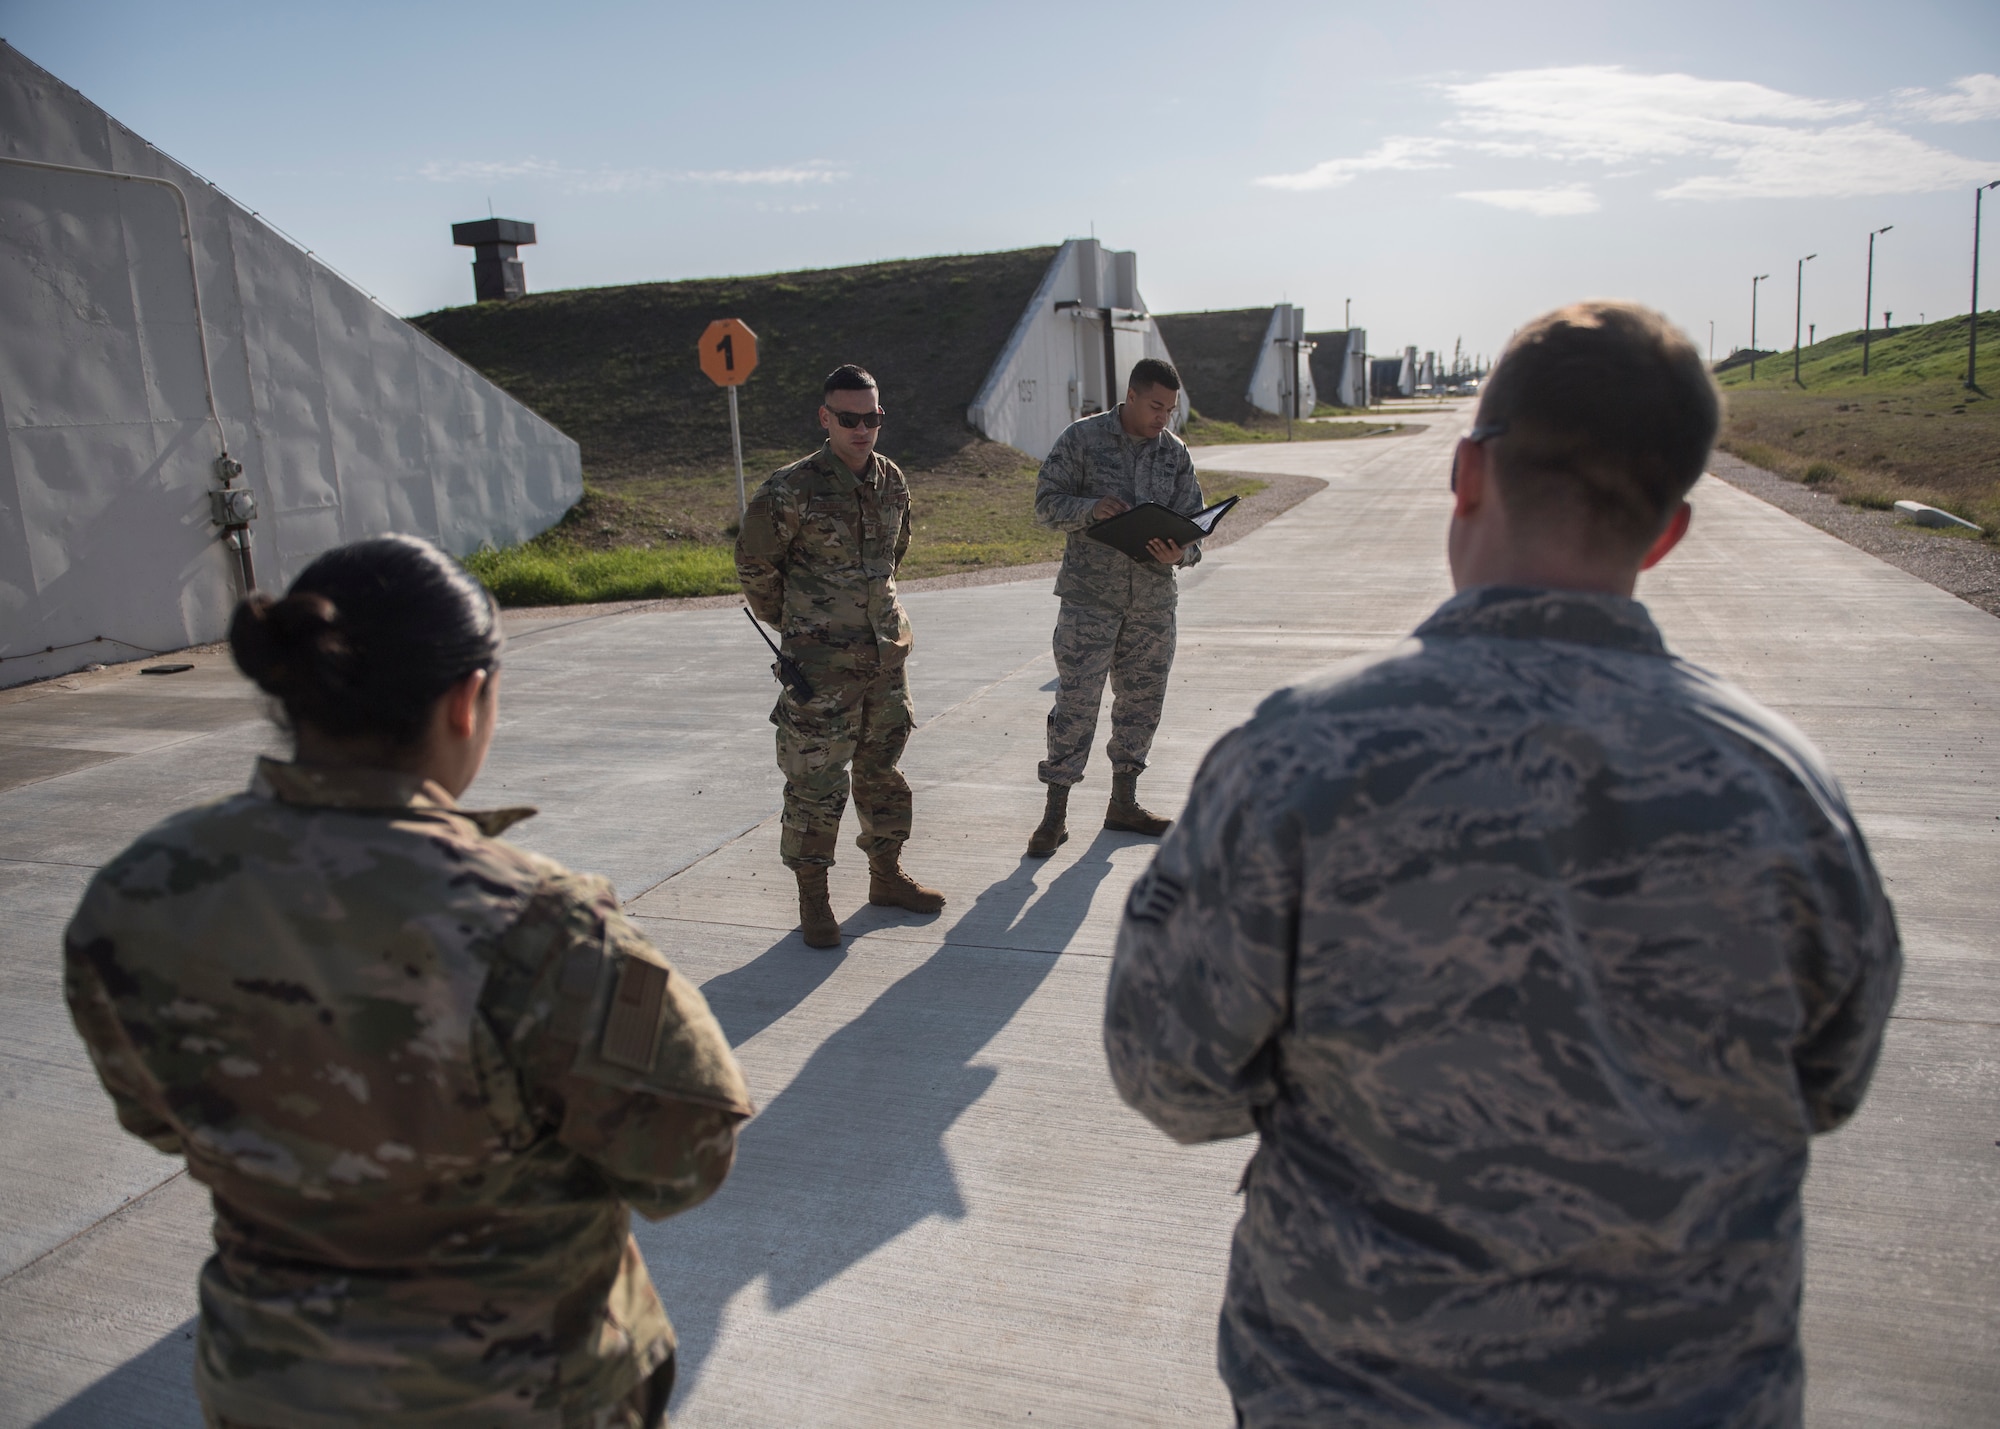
[1027,358,1204,857]
[65,536,751,1429]
[1106,304,1901,1427]
[736,365,944,948]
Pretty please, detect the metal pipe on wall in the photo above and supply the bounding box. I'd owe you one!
[0,153,256,593]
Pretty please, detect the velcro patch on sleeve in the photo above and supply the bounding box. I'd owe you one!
[1126,869,1186,926]
[601,957,668,1072]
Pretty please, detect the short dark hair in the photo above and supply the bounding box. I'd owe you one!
[823,364,878,398]
[230,535,502,748]
[1475,302,1719,550]
[1127,357,1181,395]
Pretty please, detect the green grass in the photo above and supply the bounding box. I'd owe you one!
[463,543,738,606]
[467,470,1274,602]
[1714,312,2000,539]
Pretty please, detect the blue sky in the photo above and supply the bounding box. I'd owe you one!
[6,0,1997,365]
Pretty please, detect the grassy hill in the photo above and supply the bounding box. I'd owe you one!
[415,248,1333,604]
[414,247,1057,493]
[1151,308,1271,425]
[1715,312,2000,536]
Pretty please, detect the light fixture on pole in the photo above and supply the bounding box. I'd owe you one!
[1863,225,1892,376]
[1750,274,1770,380]
[1793,254,1816,385]
[1970,180,2000,391]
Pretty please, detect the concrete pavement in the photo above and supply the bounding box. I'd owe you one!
[1,408,1994,1426]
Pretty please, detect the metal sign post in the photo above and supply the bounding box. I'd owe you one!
[725,384,746,517]
[698,317,759,519]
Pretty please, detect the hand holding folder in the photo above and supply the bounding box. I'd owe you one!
[1084,496,1240,563]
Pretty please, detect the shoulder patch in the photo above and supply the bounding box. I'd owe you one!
[600,957,668,1071]
[1125,867,1186,926]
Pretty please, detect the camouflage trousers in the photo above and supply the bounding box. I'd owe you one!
[1038,600,1177,787]
[772,652,915,869]
[210,1356,673,1428]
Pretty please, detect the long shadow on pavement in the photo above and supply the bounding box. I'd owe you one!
[34,1318,202,1428]
[640,831,1129,1402]
[31,837,1129,1425]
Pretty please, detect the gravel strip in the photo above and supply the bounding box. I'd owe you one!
[500,470,1328,627]
[1706,451,2000,619]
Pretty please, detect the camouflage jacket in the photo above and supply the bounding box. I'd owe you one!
[64,759,753,1429]
[1105,586,1901,1428]
[735,442,913,674]
[1034,407,1204,614]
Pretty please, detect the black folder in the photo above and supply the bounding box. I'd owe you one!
[1084,496,1240,562]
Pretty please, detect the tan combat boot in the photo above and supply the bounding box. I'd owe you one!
[1105,771,1171,836]
[1026,783,1069,858]
[795,866,841,948]
[868,846,946,913]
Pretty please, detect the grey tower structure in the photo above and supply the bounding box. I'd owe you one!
[452,217,536,302]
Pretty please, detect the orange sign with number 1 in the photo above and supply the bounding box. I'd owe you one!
[699,318,758,387]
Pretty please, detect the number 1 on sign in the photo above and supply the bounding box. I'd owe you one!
[696,319,758,519]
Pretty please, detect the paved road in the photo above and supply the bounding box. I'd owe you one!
[0,409,1993,1426]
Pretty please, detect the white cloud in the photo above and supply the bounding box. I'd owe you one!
[1895,74,2000,124]
[1257,65,1997,205]
[1254,136,1451,191]
[1458,184,1600,217]
[1443,66,1858,165]
[416,158,847,193]
[417,158,569,184]
[1659,121,1994,200]
[689,163,845,185]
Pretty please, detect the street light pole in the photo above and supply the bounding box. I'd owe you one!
[1751,274,1770,380]
[1793,254,1816,385]
[1863,225,1892,376]
[1970,180,2000,391]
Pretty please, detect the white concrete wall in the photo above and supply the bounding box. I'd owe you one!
[967,239,1186,461]
[1342,327,1368,408]
[1246,305,1315,420]
[0,44,581,686]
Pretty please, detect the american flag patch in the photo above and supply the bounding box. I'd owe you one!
[601,957,667,1071]
[1126,869,1185,925]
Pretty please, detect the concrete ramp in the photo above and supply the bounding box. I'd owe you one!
[0,43,581,686]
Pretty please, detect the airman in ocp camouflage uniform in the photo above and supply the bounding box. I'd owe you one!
[1027,358,1204,857]
[1106,304,1902,1428]
[735,364,945,948]
[66,757,752,1429]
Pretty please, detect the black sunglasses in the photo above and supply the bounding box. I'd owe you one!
[1450,421,1507,493]
[826,407,885,429]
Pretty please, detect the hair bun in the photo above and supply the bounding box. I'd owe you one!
[232,535,501,747]
[229,591,342,697]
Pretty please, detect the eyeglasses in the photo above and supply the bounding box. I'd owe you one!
[1451,420,1507,493]
[826,407,885,429]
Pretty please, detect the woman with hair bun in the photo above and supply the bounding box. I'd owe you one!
[64,535,748,1429]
